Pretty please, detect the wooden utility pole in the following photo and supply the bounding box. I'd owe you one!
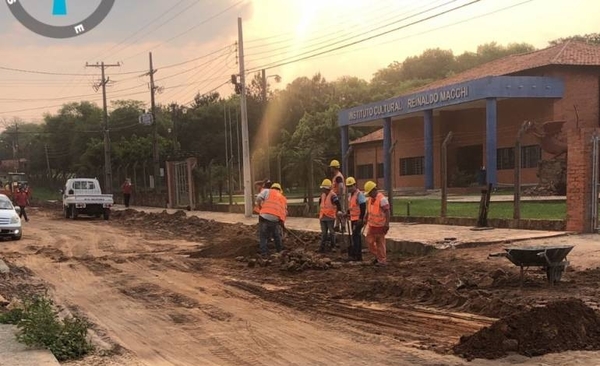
[147,52,160,191]
[13,122,19,171]
[171,103,178,152]
[86,61,121,194]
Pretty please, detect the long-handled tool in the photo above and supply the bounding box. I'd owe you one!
[284,227,310,249]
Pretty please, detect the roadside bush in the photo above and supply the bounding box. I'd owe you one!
[3,295,94,361]
[0,307,24,325]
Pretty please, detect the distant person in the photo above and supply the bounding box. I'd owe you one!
[121,178,133,208]
[363,181,390,266]
[14,187,29,222]
[329,159,346,232]
[318,178,343,253]
[345,177,366,261]
[255,183,287,256]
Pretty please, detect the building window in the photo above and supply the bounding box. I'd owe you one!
[399,156,424,176]
[356,164,373,179]
[497,147,515,170]
[496,145,542,170]
[521,145,542,168]
[376,163,384,178]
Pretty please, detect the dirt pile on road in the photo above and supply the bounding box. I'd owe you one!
[111,209,321,259]
[237,248,338,272]
[453,299,600,360]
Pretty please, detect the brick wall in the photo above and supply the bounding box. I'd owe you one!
[566,127,598,232]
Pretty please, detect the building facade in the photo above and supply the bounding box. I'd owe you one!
[340,41,600,192]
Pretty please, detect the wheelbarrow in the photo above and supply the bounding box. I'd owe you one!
[488,245,574,285]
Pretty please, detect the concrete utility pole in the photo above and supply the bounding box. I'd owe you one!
[44,144,51,175]
[261,69,269,178]
[238,17,253,217]
[13,122,19,171]
[170,103,179,152]
[146,52,160,191]
[86,61,121,194]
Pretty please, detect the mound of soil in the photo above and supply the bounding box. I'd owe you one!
[453,299,600,360]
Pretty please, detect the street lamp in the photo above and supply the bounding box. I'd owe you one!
[261,69,281,179]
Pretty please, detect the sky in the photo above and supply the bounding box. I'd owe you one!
[0,0,599,124]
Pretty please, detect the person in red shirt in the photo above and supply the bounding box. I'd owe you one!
[121,178,133,208]
[14,186,29,222]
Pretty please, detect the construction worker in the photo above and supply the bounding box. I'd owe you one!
[253,179,271,214]
[363,181,390,266]
[329,159,346,233]
[255,182,287,256]
[318,178,343,253]
[346,177,366,261]
[14,185,29,222]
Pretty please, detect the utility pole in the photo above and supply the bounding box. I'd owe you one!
[44,144,51,175]
[238,17,253,217]
[86,61,120,194]
[14,122,19,171]
[261,69,270,178]
[170,103,178,152]
[146,52,161,191]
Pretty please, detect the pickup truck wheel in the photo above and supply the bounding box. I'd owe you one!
[103,209,110,220]
[70,205,78,220]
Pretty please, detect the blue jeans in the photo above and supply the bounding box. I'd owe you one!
[259,219,282,255]
[320,219,335,250]
[350,221,363,260]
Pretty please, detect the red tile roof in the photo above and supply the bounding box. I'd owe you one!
[411,41,600,93]
[350,129,383,145]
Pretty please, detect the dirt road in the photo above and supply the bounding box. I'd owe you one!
[1,207,600,365]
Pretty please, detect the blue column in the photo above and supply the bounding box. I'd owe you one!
[486,98,497,186]
[341,125,349,174]
[383,117,393,215]
[424,110,434,190]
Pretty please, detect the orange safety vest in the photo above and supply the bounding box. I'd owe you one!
[348,190,361,221]
[259,189,287,221]
[332,171,344,196]
[319,191,337,219]
[367,192,387,227]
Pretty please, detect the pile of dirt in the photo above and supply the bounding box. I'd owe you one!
[236,249,337,272]
[453,299,600,360]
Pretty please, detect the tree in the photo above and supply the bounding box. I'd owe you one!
[549,33,600,46]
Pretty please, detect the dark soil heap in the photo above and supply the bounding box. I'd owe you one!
[453,299,600,360]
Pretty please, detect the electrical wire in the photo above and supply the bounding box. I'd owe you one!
[247,0,480,72]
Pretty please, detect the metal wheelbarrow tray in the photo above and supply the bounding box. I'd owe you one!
[489,245,574,284]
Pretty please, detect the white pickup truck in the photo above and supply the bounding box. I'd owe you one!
[61,178,114,220]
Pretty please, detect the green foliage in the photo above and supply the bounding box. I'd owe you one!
[8,295,94,361]
[0,307,24,325]
[549,33,600,46]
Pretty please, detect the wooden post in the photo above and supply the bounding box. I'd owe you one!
[441,132,453,218]
[514,121,528,220]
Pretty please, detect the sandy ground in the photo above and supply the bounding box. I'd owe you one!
[0,206,599,366]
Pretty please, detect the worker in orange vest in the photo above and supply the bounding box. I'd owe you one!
[346,177,367,261]
[329,159,346,233]
[253,179,271,214]
[255,182,287,256]
[318,178,343,253]
[363,181,390,266]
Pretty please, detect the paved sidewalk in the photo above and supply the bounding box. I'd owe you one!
[0,325,60,366]
[116,206,566,250]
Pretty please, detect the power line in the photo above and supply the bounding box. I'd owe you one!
[247,0,481,72]
[120,0,245,61]
[299,0,536,66]
[90,0,190,61]
[105,0,207,60]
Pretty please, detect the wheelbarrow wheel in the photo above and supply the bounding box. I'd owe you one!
[546,265,563,284]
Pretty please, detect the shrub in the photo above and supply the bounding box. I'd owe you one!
[4,295,94,361]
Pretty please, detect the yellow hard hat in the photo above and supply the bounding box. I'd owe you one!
[320,179,332,189]
[346,177,356,186]
[364,181,377,194]
[329,159,340,168]
[271,183,282,191]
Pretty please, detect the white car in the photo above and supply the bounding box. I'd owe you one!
[0,194,22,240]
